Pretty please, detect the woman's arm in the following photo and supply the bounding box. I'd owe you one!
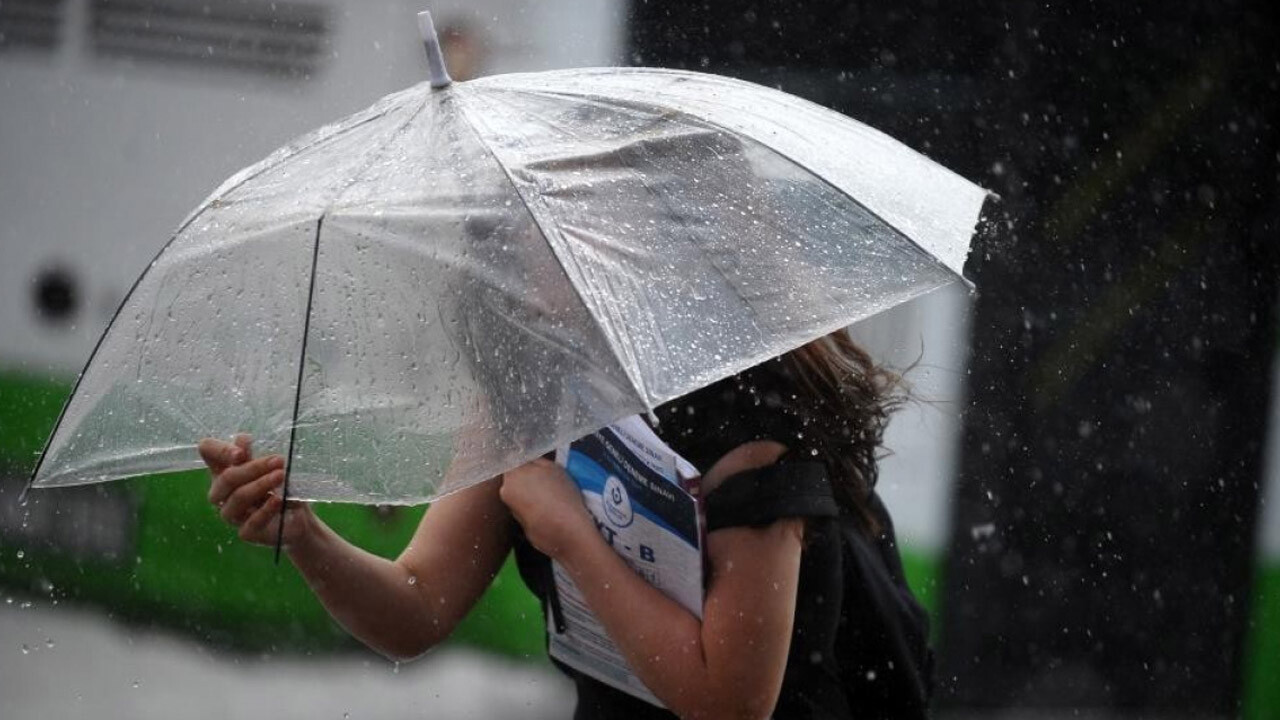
[287,477,514,660]
[502,441,801,720]
[200,436,514,661]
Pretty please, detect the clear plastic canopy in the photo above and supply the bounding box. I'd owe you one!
[31,68,989,504]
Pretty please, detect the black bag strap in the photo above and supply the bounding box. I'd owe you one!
[704,461,839,532]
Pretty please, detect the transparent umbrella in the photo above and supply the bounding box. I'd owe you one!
[29,12,990,506]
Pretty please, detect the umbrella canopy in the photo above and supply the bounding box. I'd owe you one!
[30,61,989,504]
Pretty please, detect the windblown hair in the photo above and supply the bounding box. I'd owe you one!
[781,331,906,533]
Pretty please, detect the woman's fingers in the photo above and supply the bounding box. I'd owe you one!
[199,434,297,545]
[219,468,285,525]
[240,493,284,542]
[199,438,243,476]
[198,434,255,475]
[208,455,284,506]
[222,455,283,488]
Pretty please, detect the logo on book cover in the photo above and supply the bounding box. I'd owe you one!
[602,475,634,528]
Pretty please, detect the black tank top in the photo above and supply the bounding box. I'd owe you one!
[511,361,933,719]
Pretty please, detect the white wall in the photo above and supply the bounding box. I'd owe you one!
[850,282,973,552]
[0,0,625,375]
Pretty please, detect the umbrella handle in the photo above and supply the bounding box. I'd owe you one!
[417,11,454,89]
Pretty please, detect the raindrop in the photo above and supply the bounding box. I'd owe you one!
[970,523,996,541]
[407,576,418,586]
[21,644,30,655]
[132,680,140,689]
[16,550,24,560]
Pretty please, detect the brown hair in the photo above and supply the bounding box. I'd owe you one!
[781,331,906,534]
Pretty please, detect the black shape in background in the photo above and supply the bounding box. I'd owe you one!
[33,265,79,324]
[628,0,1279,715]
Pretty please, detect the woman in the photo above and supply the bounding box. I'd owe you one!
[199,330,931,719]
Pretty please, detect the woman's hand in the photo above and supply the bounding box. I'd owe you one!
[198,434,314,548]
[499,457,594,560]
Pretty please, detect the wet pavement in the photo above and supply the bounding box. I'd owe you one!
[0,600,574,719]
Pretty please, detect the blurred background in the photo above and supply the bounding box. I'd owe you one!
[0,0,1275,717]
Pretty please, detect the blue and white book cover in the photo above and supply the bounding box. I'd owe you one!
[548,415,703,706]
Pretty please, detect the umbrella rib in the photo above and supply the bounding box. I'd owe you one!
[276,215,324,563]
[451,89,654,409]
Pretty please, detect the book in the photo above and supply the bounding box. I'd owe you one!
[549,415,702,707]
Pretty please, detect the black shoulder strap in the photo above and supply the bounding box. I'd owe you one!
[704,461,839,532]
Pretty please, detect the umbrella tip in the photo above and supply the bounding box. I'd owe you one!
[417,11,453,89]
[19,463,41,504]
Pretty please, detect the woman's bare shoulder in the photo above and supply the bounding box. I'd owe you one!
[699,439,790,496]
